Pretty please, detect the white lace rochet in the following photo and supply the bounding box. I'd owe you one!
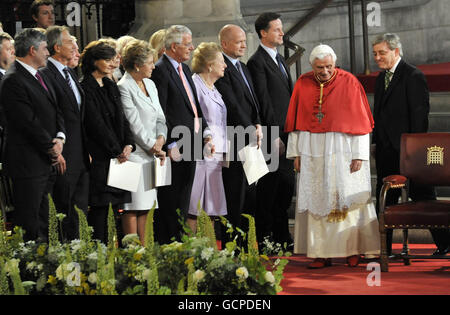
[287,131,373,217]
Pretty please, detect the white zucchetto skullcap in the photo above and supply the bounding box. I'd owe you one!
[309,44,337,64]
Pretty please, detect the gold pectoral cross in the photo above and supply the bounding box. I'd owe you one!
[314,70,337,124]
[316,83,325,123]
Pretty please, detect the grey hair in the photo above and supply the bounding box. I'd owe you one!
[372,33,403,56]
[0,32,13,51]
[14,28,47,58]
[309,44,337,64]
[45,25,69,56]
[164,25,192,50]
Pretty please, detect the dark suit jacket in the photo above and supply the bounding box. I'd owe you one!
[215,54,261,130]
[41,60,90,173]
[247,46,293,143]
[373,59,430,152]
[151,55,207,154]
[0,61,65,178]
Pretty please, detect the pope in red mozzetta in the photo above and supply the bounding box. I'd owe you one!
[285,44,380,269]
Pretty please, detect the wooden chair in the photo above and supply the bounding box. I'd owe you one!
[379,132,450,272]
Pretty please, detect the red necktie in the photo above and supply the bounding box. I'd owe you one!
[178,64,200,133]
[35,71,48,92]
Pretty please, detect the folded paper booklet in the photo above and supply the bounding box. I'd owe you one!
[107,159,142,192]
[238,144,269,185]
[154,156,171,187]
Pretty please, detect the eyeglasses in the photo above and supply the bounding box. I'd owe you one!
[177,42,194,49]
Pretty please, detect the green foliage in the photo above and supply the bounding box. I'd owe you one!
[47,194,60,249]
[0,257,10,295]
[196,207,216,250]
[0,201,290,295]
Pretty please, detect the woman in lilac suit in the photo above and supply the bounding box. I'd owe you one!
[187,42,228,233]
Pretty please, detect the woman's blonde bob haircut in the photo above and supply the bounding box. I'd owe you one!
[191,42,222,74]
[121,39,157,72]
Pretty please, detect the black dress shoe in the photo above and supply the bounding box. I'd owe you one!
[432,246,449,256]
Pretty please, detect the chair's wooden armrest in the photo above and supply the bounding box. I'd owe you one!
[383,175,407,189]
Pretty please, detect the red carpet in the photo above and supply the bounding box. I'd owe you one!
[357,62,450,93]
[278,244,450,295]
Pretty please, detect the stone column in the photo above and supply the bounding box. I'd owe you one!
[129,0,257,61]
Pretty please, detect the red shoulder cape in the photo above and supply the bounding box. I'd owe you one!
[284,68,374,135]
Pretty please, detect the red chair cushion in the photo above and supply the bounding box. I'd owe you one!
[384,200,450,228]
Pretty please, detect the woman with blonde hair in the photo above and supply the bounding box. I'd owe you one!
[117,39,167,245]
[187,42,228,233]
[149,29,166,60]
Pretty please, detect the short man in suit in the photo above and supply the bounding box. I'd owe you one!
[0,32,15,80]
[30,0,55,30]
[372,33,449,255]
[151,25,210,244]
[215,24,263,243]
[0,32,15,161]
[247,12,295,249]
[41,25,89,241]
[0,28,65,241]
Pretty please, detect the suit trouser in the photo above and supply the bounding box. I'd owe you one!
[256,155,294,244]
[52,168,89,241]
[155,160,195,245]
[375,142,440,254]
[221,160,257,246]
[11,172,54,242]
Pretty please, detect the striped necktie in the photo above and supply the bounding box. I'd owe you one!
[63,67,73,91]
[384,70,393,90]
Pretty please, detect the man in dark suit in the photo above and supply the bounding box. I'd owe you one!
[247,12,295,249]
[0,32,15,80]
[372,33,449,256]
[215,24,263,243]
[0,28,65,241]
[41,25,89,241]
[151,25,209,244]
[0,32,15,161]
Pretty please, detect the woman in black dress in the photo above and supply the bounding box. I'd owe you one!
[80,41,135,243]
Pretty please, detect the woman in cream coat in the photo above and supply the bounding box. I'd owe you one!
[117,39,167,245]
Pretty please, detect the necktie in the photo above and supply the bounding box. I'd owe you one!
[235,61,258,111]
[178,64,200,133]
[63,67,73,91]
[384,70,393,90]
[35,71,48,92]
[63,67,80,110]
[276,54,288,79]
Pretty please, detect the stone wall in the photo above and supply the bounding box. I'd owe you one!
[241,0,450,75]
[129,0,450,76]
